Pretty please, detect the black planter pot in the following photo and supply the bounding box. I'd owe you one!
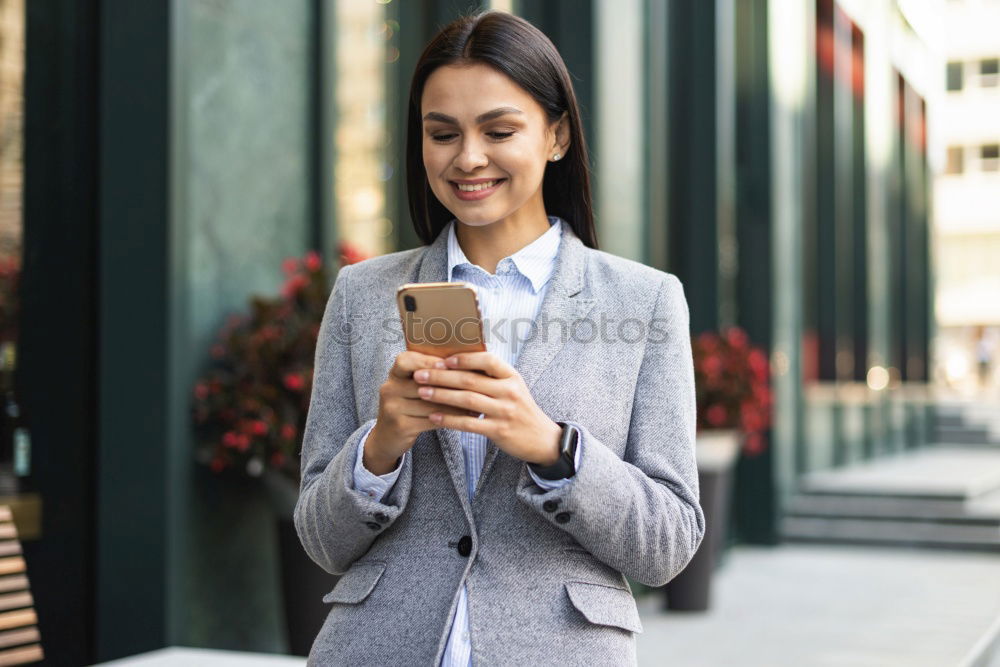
[663,430,739,611]
[264,470,339,656]
[276,516,339,656]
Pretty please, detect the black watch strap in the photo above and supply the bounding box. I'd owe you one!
[528,422,579,481]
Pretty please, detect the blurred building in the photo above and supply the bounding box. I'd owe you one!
[927,0,1000,392]
[13,0,944,663]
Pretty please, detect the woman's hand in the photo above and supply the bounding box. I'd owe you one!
[365,350,482,474]
[411,351,563,466]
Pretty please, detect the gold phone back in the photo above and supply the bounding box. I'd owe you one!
[396,282,487,358]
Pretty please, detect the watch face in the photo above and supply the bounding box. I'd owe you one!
[561,423,579,455]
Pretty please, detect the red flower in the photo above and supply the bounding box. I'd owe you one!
[282,257,300,275]
[270,451,286,468]
[706,403,728,427]
[281,274,309,299]
[744,432,764,455]
[251,420,269,436]
[305,250,322,272]
[257,324,282,342]
[338,240,370,266]
[283,372,305,391]
[725,327,748,349]
[210,457,227,473]
[703,355,723,378]
[280,423,297,440]
[748,349,769,382]
[740,401,764,433]
[222,431,240,448]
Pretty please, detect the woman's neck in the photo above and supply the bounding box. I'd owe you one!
[455,211,551,275]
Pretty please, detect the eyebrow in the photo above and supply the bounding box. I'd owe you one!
[422,107,524,125]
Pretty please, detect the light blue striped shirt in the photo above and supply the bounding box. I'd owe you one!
[351,215,583,666]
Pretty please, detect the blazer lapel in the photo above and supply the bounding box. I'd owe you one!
[414,226,476,522]
[475,222,594,498]
[414,220,595,512]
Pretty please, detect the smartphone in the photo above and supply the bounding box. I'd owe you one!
[396,282,487,359]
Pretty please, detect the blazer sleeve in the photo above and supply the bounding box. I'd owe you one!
[514,274,706,587]
[293,263,414,575]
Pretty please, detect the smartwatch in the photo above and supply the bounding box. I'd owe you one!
[528,421,580,480]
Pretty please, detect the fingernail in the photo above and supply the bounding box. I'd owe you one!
[434,360,446,369]
[430,413,442,423]
[446,356,457,366]
[418,386,433,398]
[415,370,429,381]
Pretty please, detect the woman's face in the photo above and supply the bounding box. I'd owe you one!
[421,62,568,228]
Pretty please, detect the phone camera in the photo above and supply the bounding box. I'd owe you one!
[404,295,416,312]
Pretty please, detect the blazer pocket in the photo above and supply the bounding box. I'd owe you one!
[322,561,387,604]
[564,580,644,634]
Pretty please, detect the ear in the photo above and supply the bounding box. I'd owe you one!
[549,111,571,158]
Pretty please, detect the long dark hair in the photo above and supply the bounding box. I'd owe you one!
[405,11,598,249]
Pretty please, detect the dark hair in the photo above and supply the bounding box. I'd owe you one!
[405,11,598,249]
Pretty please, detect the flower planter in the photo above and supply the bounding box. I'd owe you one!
[264,471,338,656]
[663,428,740,612]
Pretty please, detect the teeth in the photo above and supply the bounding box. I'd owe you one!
[456,180,501,192]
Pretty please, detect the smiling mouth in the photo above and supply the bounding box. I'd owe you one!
[451,178,507,192]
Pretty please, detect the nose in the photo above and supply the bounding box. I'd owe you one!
[453,137,489,173]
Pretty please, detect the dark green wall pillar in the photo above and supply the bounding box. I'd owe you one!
[22,0,101,663]
[92,0,320,660]
[667,0,718,333]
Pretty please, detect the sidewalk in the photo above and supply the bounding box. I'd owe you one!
[636,543,1000,667]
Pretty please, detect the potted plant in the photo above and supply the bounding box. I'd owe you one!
[664,326,772,612]
[191,240,369,655]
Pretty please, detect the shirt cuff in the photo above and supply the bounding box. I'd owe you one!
[352,421,406,502]
[527,427,584,491]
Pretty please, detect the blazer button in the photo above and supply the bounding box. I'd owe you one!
[373,512,389,524]
[365,521,382,531]
[542,500,559,513]
[555,512,571,524]
[457,535,472,557]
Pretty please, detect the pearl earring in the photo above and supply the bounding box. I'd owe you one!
[552,153,561,161]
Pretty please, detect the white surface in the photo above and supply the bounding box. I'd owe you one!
[799,447,1000,498]
[638,543,1000,667]
[92,647,306,666]
[695,430,741,472]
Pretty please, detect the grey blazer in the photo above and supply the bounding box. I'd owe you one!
[294,220,705,666]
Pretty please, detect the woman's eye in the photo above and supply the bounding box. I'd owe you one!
[430,131,515,143]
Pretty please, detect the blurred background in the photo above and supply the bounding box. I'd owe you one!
[0,0,998,665]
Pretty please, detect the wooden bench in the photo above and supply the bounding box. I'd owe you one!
[0,506,41,664]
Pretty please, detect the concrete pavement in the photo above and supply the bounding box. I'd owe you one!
[636,543,1000,666]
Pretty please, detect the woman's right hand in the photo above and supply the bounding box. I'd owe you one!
[363,350,478,474]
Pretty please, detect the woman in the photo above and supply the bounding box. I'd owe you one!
[295,10,704,666]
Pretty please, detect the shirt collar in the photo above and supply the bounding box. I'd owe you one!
[446,216,563,293]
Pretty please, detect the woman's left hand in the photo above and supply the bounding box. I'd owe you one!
[412,351,563,466]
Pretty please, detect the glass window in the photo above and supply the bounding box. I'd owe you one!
[0,0,24,347]
[333,0,391,257]
[981,58,999,87]
[946,61,963,91]
[945,146,964,174]
[981,144,1000,171]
